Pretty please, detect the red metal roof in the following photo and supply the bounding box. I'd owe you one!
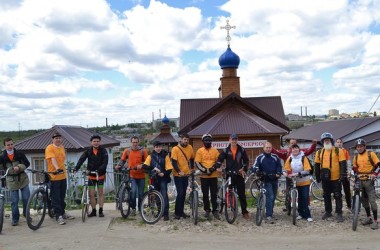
[14,125,120,153]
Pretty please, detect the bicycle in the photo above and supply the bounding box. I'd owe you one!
[255,173,266,226]
[81,170,98,223]
[26,169,62,230]
[217,169,238,224]
[0,168,10,233]
[284,174,310,225]
[115,167,134,218]
[249,174,286,202]
[309,175,323,201]
[351,173,371,231]
[189,170,201,225]
[140,171,164,224]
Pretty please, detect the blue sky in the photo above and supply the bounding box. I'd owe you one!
[0,0,380,131]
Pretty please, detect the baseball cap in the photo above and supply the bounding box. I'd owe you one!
[52,132,62,139]
[230,133,238,139]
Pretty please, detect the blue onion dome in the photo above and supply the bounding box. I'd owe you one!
[218,46,240,69]
[162,115,169,124]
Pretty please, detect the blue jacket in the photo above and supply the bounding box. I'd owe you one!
[252,152,282,181]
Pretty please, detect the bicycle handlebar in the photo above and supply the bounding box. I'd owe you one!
[27,169,64,175]
[0,168,11,179]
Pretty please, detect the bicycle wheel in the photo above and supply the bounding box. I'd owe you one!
[276,178,286,202]
[140,190,164,224]
[0,198,4,233]
[255,193,266,226]
[310,181,323,201]
[285,190,291,216]
[119,185,131,218]
[217,186,224,213]
[191,191,199,225]
[225,190,238,224]
[167,179,177,204]
[352,194,360,231]
[81,186,89,223]
[291,189,297,225]
[249,179,259,200]
[26,188,47,230]
[374,178,380,199]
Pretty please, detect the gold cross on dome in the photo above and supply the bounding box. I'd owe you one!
[221,20,236,46]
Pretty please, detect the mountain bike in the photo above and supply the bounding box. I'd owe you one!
[255,173,266,226]
[309,175,323,201]
[140,171,164,224]
[351,173,369,231]
[284,174,310,225]
[249,174,286,202]
[217,169,238,224]
[26,169,63,230]
[189,170,200,225]
[81,170,98,223]
[115,167,135,218]
[0,168,10,233]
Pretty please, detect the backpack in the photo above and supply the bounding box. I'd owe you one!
[353,151,375,170]
[289,155,313,175]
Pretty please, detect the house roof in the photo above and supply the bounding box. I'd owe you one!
[151,133,178,144]
[284,117,380,148]
[187,105,288,137]
[179,92,289,136]
[15,125,120,153]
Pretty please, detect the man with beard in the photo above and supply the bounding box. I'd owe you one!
[214,133,250,219]
[315,132,347,222]
[195,134,220,219]
[352,139,380,230]
[171,134,194,220]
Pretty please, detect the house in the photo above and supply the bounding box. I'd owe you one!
[14,125,120,193]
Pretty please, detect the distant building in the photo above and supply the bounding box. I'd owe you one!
[328,109,339,116]
[287,113,302,121]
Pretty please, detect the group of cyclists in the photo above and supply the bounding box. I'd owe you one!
[1,131,380,230]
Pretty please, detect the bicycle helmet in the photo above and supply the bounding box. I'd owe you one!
[202,134,212,141]
[90,134,101,141]
[355,138,366,146]
[320,132,333,143]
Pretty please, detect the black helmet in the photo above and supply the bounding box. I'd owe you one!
[90,134,101,141]
[202,134,212,141]
[355,138,366,147]
[321,132,333,143]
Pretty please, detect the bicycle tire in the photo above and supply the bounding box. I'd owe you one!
[191,191,199,225]
[374,178,380,199]
[291,189,297,225]
[26,188,47,230]
[0,198,4,233]
[310,181,323,201]
[225,190,238,224]
[249,179,259,200]
[140,190,164,224]
[286,190,291,216]
[47,191,55,218]
[276,178,286,202]
[119,185,131,218]
[81,185,88,223]
[352,194,360,231]
[255,193,266,226]
[217,186,224,213]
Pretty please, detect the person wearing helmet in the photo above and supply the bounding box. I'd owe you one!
[75,134,108,217]
[214,133,250,220]
[315,132,347,222]
[195,134,220,219]
[335,138,352,209]
[352,138,380,230]
[170,134,195,220]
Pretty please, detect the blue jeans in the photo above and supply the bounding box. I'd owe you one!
[10,185,31,223]
[131,178,145,210]
[50,179,67,220]
[154,180,169,216]
[297,185,311,219]
[174,176,188,217]
[264,180,278,218]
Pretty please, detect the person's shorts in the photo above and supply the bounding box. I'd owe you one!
[88,179,104,189]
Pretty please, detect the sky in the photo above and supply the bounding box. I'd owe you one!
[1,0,380,132]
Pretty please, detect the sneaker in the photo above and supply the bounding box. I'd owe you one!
[266,216,274,224]
[296,215,302,220]
[204,211,210,218]
[99,208,104,218]
[88,209,96,217]
[131,209,136,216]
[371,222,378,230]
[362,217,373,226]
[243,213,250,220]
[322,213,332,220]
[11,221,18,226]
[163,215,169,221]
[213,211,221,220]
[62,213,75,220]
[182,213,190,218]
[57,216,66,225]
[307,218,313,222]
[336,213,344,223]
[174,214,181,220]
